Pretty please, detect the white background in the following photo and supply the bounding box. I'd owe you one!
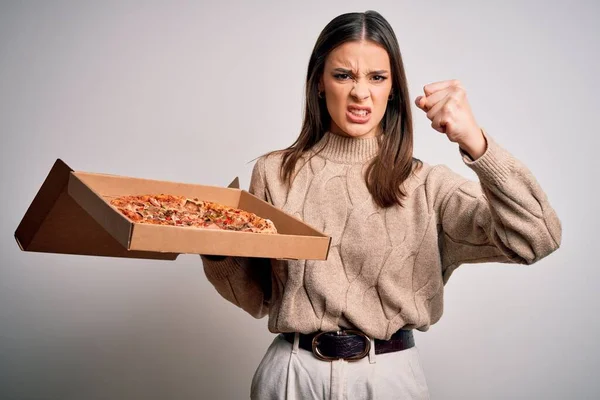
[1,1,598,398]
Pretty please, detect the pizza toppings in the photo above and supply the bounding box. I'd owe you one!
[109,194,277,234]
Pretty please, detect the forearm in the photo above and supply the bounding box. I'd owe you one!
[438,131,562,267]
[201,255,271,318]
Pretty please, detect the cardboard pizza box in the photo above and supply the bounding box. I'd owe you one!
[15,159,331,261]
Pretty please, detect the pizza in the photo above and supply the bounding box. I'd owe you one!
[109,194,277,234]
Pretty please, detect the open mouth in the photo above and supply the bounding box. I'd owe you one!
[348,109,370,117]
[346,105,372,123]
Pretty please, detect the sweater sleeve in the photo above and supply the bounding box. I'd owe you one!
[429,130,562,283]
[200,157,271,318]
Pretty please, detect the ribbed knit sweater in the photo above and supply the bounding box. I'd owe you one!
[201,131,562,340]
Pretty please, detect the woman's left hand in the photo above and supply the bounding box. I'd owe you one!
[415,79,487,159]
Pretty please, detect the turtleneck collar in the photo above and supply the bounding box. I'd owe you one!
[311,131,380,163]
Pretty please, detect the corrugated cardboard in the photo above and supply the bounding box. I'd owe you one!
[15,159,331,261]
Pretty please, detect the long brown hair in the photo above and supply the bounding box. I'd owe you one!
[276,10,421,208]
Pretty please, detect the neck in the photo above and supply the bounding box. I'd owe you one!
[312,131,380,163]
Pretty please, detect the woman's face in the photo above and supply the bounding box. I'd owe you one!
[319,40,393,139]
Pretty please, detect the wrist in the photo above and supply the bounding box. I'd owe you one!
[459,128,487,160]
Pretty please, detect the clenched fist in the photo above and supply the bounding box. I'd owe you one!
[415,79,487,160]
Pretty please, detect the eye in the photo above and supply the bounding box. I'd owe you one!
[372,75,388,82]
[333,73,351,80]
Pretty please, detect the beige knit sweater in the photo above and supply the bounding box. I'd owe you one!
[201,131,562,340]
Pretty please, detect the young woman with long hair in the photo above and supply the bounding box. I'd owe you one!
[202,10,561,399]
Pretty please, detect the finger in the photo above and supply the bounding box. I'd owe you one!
[431,111,447,134]
[426,94,451,121]
[416,89,450,111]
[430,97,457,134]
[422,88,451,111]
[423,79,461,96]
[415,95,425,110]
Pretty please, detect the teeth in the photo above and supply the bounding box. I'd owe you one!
[350,109,368,117]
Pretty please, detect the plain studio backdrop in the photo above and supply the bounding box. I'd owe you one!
[1,1,598,399]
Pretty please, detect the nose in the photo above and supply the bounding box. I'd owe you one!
[350,81,369,101]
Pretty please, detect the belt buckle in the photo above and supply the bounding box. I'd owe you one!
[311,329,371,362]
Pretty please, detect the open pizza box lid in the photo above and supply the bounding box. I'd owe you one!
[15,159,332,261]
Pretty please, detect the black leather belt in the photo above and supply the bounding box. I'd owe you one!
[281,329,414,362]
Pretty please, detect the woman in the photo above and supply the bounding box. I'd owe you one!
[201,10,562,400]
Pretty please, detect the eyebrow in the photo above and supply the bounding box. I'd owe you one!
[332,67,389,75]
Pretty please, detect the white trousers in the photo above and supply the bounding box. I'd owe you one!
[250,334,430,400]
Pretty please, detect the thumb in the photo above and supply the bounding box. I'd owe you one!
[415,95,426,110]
